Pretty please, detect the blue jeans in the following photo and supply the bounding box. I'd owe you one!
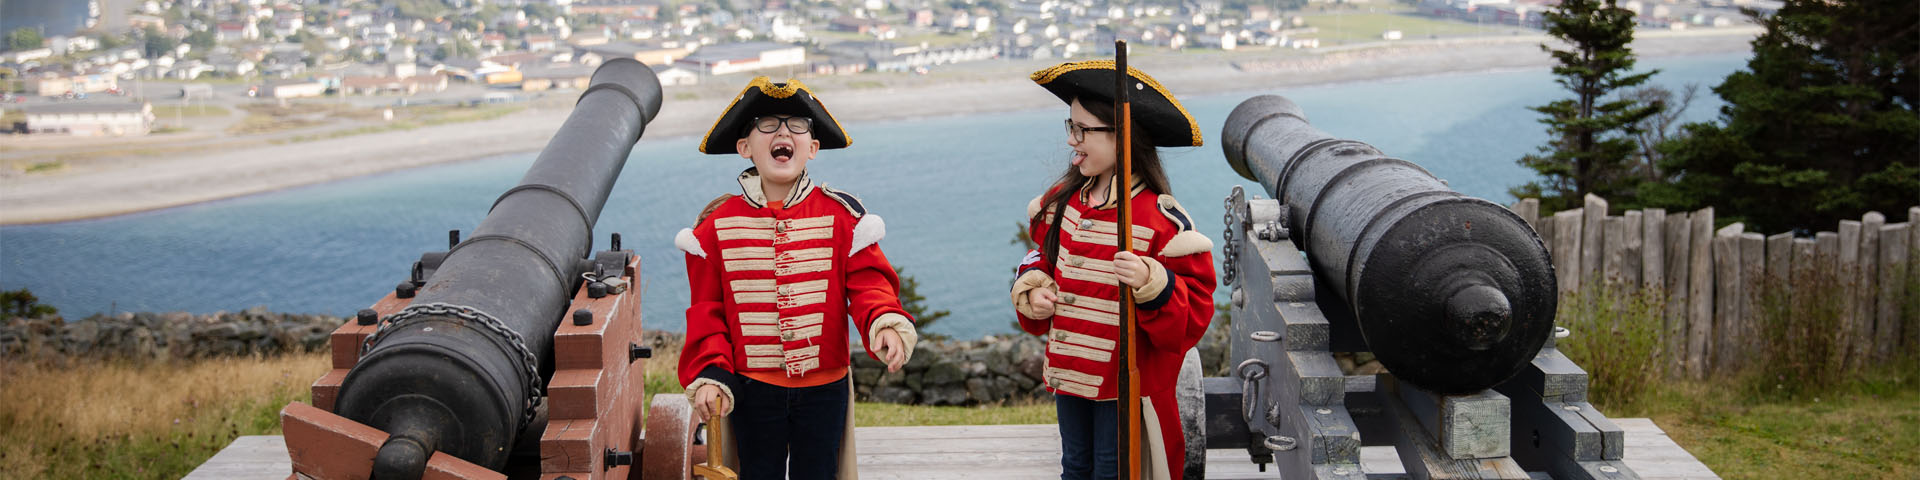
[1055,394,1118,480]
[730,375,849,480]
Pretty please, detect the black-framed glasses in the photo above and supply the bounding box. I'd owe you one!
[1065,119,1115,142]
[752,115,814,135]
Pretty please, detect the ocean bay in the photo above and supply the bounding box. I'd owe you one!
[0,53,1746,339]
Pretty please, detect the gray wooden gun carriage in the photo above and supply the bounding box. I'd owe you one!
[1193,95,1638,480]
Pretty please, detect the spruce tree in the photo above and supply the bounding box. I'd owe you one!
[1512,0,1663,213]
[1644,0,1918,232]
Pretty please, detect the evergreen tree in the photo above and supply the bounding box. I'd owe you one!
[1644,0,1918,232]
[1512,0,1663,213]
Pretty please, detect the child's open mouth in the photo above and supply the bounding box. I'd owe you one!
[772,145,794,162]
[1071,150,1086,166]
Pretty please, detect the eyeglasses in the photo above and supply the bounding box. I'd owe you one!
[1065,119,1115,142]
[752,115,814,135]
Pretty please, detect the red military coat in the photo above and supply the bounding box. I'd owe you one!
[677,170,913,393]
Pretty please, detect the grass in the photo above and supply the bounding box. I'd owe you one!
[150,104,231,118]
[265,105,526,144]
[1626,367,1920,479]
[23,160,65,173]
[1293,12,1519,44]
[0,354,328,479]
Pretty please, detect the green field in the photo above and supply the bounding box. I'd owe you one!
[1294,12,1523,44]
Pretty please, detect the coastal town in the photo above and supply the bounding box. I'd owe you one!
[2,0,1767,137]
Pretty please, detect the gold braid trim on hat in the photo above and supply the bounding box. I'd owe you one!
[697,76,847,153]
[756,76,805,98]
[1030,60,1203,147]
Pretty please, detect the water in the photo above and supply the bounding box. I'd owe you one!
[0,53,1748,339]
[1,0,95,39]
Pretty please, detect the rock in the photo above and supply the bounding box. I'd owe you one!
[923,385,969,406]
[904,344,945,373]
[854,366,883,386]
[872,386,916,405]
[1018,354,1045,382]
[923,361,966,386]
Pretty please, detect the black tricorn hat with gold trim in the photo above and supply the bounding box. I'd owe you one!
[1030,61,1203,148]
[698,77,850,154]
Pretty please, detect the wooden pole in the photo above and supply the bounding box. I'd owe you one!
[1114,39,1142,480]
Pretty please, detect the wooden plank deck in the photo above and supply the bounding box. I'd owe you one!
[187,419,1716,479]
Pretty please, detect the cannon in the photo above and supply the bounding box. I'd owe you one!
[278,58,710,480]
[1199,95,1639,479]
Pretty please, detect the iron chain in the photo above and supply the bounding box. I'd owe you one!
[1221,186,1245,286]
[361,302,545,430]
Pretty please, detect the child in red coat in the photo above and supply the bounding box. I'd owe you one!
[676,77,917,480]
[1011,61,1217,480]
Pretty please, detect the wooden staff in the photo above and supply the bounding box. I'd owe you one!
[1114,39,1143,480]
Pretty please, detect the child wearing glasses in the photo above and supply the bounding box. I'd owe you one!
[1010,61,1217,480]
[675,76,918,480]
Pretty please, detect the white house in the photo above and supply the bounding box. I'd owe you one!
[24,102,155,136]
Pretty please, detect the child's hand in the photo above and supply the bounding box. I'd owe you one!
[693,384,730,423]
[1027,288,1058,318]
[1112,251,1150,288]
[876,328,909,372]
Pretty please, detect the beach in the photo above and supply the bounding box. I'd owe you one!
[0,29,1757,225]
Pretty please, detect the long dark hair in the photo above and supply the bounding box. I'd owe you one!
[1030,96,1171,266]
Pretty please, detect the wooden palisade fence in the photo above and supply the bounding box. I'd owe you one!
[1510,195,1918,379]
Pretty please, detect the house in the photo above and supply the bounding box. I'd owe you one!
[519,65,595,91]
[26,73,118,95]
[573,41,698,66]
[341,74,450,95]
[23,102,154,136]
[217,22,260,42]
[650,64,699,86]
[262,80,326,98]
[674,42,805,75]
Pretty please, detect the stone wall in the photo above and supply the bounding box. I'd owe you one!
[0,308,338,361]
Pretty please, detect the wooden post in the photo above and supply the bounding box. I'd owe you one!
[1765,232,1794,357]
[1603,216,1625,287]
[1909,207,1920,350]
[1876,222,1908,361]
[1662,211,1691,378]
[1739,232,1765,364]
[1642,209,1667,295]
[1555,209,1584,293]
[1537,214,1557,256]
[1711,222,1743,375]
[1817,231,1842,368]
[1583,194,1608,287]
[1623,210,1644,291]
[1513,198,1540,232]
[1686,207,1714,379]
[1792,237,1820,359]
[1857,212,1884,364]
[1837,219,1862,368]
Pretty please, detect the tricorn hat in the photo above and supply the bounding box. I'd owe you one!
[698,77,850,154]
[1030,61,1202,148]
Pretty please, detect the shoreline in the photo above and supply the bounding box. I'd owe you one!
[0,29,1758,226]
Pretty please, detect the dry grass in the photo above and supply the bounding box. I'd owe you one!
[0,353,328,479]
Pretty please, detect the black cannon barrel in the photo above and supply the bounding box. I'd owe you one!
[332,58,662,477]
[1221,95,1556,394]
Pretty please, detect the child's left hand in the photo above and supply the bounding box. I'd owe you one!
[876,328,908,372]
[1112,251,1150,288]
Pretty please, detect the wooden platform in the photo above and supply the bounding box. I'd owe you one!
[186,419,1716,479]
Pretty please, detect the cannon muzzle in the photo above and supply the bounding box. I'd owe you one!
[331,58,663,474]
[1220,95,1556,394]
